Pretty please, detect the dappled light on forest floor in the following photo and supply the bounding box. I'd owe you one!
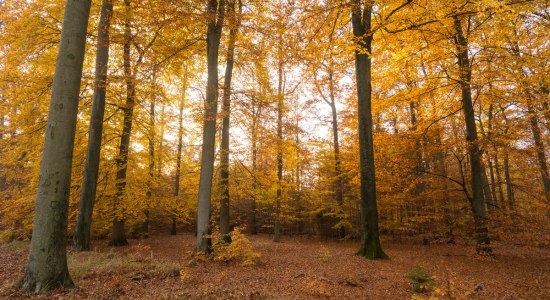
[1,234,549,299]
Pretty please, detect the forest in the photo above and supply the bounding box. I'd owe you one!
[0,0,549,298]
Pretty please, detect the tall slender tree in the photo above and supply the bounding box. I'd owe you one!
[20,0,91,291]
[351,0,387,259]
[111,0,135,246]
[273,29,284,243]
[219,0,241,244]
[453,15,491,255]
[74,0,114,251]
[196,0,225,253]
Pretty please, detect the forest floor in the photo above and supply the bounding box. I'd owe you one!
[1,233,549,299]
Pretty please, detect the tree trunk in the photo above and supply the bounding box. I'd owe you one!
[111,0,135,247]
[526,96,550,203]
[219,0,240,244]
[273,31,284,243]
[453,16,491,255]
[503,151,515,209]
[196,0,225,253]
[0,114,4,139]
[142,69,156,237]
[351,0,387,259]
[248,104,260,235]
[328,70,345,239]
[493,150,506,209]
[21,0,91,292]
[74,0,113,252]
[173,78,186,236]
[481,161,496,211]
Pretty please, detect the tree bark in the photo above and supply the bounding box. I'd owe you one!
[111,0,135,247]
[196,0,225,253]
[328,70,346,239]
[21,0,91,292]
[248,100,261,235]
[493,150,505,209]
[142,69,156,237]
[526,96,550,203]
[453,16,491,255]
[481,161,496,211]
[351,0,387,259]
[503,151,515,209]
[73,0,113,252]
[219,0,240,244]
[273,30,284,243]
[173,77,186,236]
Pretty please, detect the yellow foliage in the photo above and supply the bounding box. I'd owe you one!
[212,227,261,266]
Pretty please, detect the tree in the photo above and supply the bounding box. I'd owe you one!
[452,15,491,255]
[351,0,387,259]
[20,0,92,291]
[197,0,225,253]
[74,0,114,252]
[219,0,241,243]
[111,0,135,247]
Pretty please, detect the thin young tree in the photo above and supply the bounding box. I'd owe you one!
[20,0,92,291]
[74,0,114,251]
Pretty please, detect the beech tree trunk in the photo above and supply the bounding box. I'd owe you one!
[143,70,156,237]
[493,151,505,209]
[111,0,134,247]
[481,162,496,211]
[173,78,186,236]
[219,0,240,243]
[273,31,284,243]
[248,102,261,235]
[21,0,91,292]
[453,16,491,255]
[196,0,225,253]
[328,70,345,239]
[526,97,550,203]
[503,151,515,209]
[74,0,113,252]
[351,0,387,259]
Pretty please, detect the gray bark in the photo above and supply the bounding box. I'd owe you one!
[351,0,387,259]
[111,0,135,247]
[503,151,515,209]
[526,97,550,203]
[247,99,262,235]
[328,70,345,239]
[219,0,240,244]
[273,31,284,243]
[493,151,505,209]
[173,87,185,235]
[453,16,491,255]
[74,0,113,251]
[196,0,225,253]
[21,0,91,292]
[142,69,156,237]
[481,162,496,211]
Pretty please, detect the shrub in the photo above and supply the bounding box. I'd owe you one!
[407,265,435,293]
[213,227,261,266]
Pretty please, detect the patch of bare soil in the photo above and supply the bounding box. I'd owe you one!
[1,234,549,299]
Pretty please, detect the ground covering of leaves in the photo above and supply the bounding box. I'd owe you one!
[1,233,549,299]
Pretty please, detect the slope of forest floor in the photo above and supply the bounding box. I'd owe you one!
[1,233,549,299]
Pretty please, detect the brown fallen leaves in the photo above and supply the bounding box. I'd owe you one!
[1,233,549,299]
